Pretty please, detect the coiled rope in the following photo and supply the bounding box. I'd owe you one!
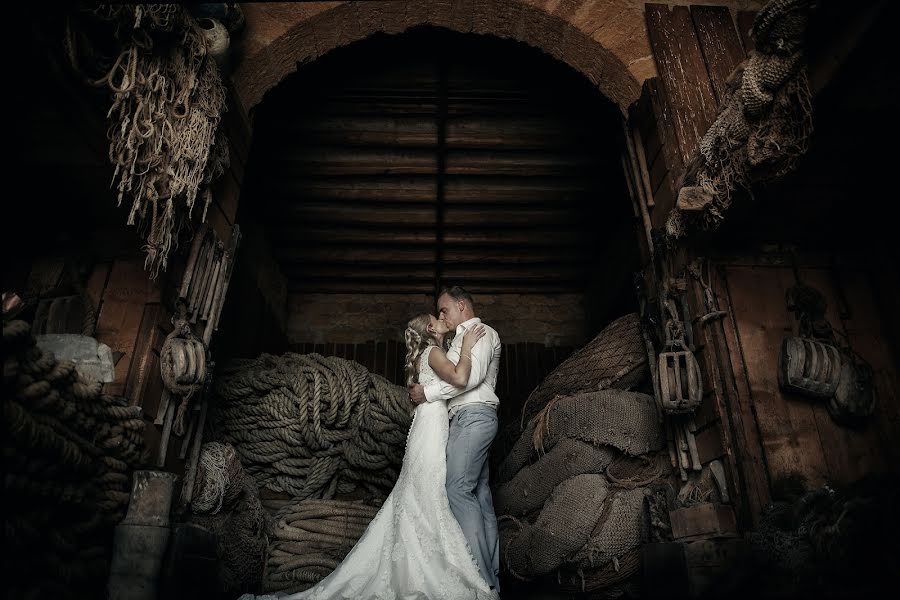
[262,498,380,595]
[211,353,413,502]
[3,319,148,599]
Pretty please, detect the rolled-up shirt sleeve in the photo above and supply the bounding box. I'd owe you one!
[424,330,495,402]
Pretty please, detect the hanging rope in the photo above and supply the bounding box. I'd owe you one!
[64,4,229,278]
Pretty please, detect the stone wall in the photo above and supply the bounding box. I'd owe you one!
[286,292,590,346]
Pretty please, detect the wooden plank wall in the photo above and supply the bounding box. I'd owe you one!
[637,4,900,528]
[289,341,574,425]
[716,258,900,492]
[246,31,628,296]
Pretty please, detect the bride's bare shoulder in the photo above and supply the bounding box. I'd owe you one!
[426,346,448,363]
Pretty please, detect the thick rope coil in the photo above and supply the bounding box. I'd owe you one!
[212,353,412,501]
[3,320,147,598]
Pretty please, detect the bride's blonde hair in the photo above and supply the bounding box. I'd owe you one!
[404,313,439,386]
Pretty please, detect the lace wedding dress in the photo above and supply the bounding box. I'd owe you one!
[241,346,494,600]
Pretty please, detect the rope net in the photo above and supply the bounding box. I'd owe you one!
[189,441,271,596]
[666,0,815,239]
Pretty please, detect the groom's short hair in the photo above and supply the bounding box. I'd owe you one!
[438,285,475,311]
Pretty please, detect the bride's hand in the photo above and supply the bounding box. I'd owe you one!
[461,324,486,354]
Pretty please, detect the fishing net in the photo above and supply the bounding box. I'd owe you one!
[666,0,815,239]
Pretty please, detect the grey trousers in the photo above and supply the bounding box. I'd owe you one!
[446,404,500,590]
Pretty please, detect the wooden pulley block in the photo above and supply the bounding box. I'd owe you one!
[828,357,875,423]
[170,339,188,380]
[778,336,841,399]
[178,338,197,385]
[657,349,703,414]
[192,339,207,385]
[160,321,207,396]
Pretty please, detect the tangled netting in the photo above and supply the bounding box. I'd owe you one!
[189,442,271,596]
[520,313,648,430]
[65,4,229,277]
[496,390,665,593]
[666,0,815,239]
[261,498,380,595]
[210,353,413,503]
[745,475,900,596]
[3,319,148,599]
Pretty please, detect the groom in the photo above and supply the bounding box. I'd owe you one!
[409,286,502,592]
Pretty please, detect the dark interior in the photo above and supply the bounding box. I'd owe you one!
[238,27,639,318]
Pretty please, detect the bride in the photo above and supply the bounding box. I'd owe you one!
[241,314,496,600]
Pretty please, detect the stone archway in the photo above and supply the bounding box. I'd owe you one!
[232,0,658,116]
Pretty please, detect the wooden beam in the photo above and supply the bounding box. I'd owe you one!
[735,11,758,53]
[445,150,609,176]
[275,246,594,265]
[646,4,720,164]
[275,148,438,175]
[691,6,746,104]
[268,227,437,246]
[646,78,685,200]
[276,204,437,226]
[286,280,588,294]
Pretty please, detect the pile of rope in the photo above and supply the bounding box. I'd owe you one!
[261,498,380,595]
[210,353,413,503]
[666,0,815,239]
[746,474,900,596]
[2,319,148,599]
[65,4,229,278]
[496,390,666,593]
[188,442,271,596]
[519,313,648,430]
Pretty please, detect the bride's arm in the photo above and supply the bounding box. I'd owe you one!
[427,325,486,387]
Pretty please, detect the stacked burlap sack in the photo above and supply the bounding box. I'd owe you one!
[497,313,666,594]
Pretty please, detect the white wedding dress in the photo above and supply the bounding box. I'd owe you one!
[242,346,494,600]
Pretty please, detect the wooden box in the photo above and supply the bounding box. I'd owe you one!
[669,503,738,541]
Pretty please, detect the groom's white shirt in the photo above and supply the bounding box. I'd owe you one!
[423,317,501,417]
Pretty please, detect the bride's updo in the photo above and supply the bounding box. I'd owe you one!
[404,314,438,386]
